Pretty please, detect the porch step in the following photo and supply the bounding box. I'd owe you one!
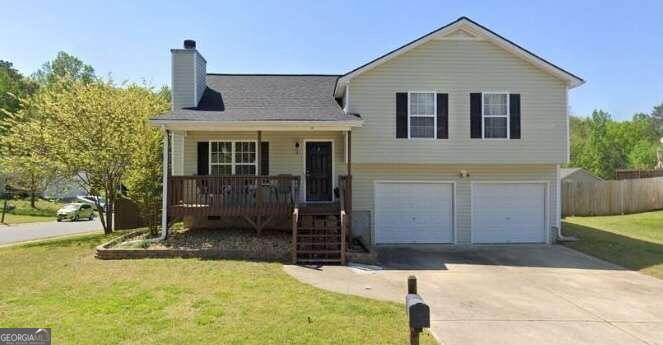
[294,213,344,265]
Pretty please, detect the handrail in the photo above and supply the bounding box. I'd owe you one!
[338,175,350,265]
[291,176,300,263]
[167,175,300,217]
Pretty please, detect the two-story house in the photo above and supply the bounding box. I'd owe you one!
[150,17,584,264]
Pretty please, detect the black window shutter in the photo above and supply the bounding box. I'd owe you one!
[470,93,482,138]
[510,94,521,139]
[260,142,269,175]
[396,92,408,138]
[197,142,209,175]
[436,93,449,139]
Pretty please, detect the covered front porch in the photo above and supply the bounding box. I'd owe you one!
[158,123,359,264]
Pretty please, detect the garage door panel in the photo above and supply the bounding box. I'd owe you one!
[473,183,546,244]
[375,182,454,244]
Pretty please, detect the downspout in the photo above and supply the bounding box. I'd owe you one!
[159,125,169,240]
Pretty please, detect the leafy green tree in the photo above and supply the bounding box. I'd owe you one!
[0,61,38,134]
[572,110,625,179]
[652,103,663,136]
[569,108,661,177]
[123,86,168,236]
[627,140,658,169]
[32,52,96,86]
[0,79,168,233]
[0,87,55,207]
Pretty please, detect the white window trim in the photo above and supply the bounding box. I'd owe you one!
[407,91,437,140]
[208,140,258,176]
[481,91,510,140]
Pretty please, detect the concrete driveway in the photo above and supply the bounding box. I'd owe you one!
[284,246,663,345]
[0,218,102,245]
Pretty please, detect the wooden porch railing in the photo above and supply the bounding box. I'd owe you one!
[167,175,300,218]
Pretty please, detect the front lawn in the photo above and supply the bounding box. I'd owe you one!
[1,213,56,225]
[0,234,436,345]
[1,198,64,224]
[563,210,663,279]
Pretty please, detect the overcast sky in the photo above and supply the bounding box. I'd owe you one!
[1,0,661,120]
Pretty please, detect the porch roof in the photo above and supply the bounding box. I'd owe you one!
[151,74,361,127]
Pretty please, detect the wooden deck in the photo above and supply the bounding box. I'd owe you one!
[166,174,352,264]
[167,175,300,217]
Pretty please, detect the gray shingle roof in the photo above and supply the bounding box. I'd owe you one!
[153,74,359,122]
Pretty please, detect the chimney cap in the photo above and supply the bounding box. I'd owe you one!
[183,40,196,49]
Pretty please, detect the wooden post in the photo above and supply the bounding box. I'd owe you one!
[256,130,262,235]
[410,330,420,345]
[408,275,417,294]
[1,197,7,224]
[408,275,419,345]
[257,130,262,175]
[347,130,352,176]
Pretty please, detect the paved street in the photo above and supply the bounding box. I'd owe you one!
[0,219,102,245]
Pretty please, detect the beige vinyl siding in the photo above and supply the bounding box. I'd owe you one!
[352,164,558,244]
[173,131,347,200]
[348,39,568,164]
[171,51,195,109]
[195,53,206,104]
[171,132,185,175]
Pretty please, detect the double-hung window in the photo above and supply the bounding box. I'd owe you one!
[482,92,509,139]
[209,141,257,175]
[408,92,436,139]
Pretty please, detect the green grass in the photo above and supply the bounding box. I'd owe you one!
[0,198,64,224]
[0,234,437,345]
[563,210,663,279]
[1,213,55,225]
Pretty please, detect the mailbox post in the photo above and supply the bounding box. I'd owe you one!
[405,275,430,345]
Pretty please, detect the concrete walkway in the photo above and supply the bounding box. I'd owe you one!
[284,246,663,345]
[0,219,102,245]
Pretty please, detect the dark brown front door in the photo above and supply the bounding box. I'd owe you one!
[306,141,333,201]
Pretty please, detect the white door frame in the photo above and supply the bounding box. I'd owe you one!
[470,181,550,244]
[373,180,457,244]
[302,139,335,203]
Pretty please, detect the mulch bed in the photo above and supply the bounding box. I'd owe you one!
[96,228,291,261]
[153,228,290,252]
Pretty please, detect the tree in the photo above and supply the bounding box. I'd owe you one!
[0,79,168,234]
[32,52,95,86]
[0,60,38,134]
[0,90,56,207]
[651,103,663,136]
[627,140,658,169]
[123,86,168,236]
[572,110,625,179]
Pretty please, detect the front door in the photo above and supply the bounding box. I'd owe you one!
[305,141,333,202]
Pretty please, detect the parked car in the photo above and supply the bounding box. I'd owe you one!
[76,195,106,209]
[56,203,95,222]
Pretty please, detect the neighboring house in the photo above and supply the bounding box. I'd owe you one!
[42,175,87,201]
[151,17,584,263]
[560,168,602,183]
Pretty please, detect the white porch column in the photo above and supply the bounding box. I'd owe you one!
[161,125,169,235]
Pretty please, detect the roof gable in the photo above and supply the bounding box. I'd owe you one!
[336,17,584,96]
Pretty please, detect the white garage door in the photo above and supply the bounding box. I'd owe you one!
[472,183,547,244]
[375,182,454,244]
